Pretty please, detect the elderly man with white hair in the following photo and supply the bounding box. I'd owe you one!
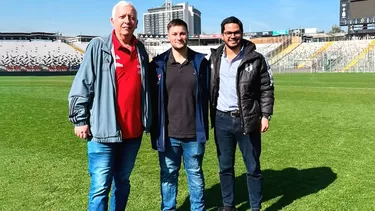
[67,1,151,210]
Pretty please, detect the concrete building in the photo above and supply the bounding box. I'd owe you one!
[143,2,201,35]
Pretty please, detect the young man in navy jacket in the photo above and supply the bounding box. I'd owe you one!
[149,19,210,211]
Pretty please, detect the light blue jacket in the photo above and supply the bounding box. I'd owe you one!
[68,33,152,143]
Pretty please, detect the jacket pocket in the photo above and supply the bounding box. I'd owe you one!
[91,93,121,140]
[101,61,111,72]
[101,55,111,72]
[254,100,261,115]
[243,113,261,133]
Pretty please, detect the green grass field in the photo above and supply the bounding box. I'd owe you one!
[1,73,375,211]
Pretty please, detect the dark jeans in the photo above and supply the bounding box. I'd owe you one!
[214,110,263,210]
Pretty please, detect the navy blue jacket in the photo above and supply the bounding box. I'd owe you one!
[149,48,210,152]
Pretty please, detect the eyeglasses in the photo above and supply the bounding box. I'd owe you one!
[223,31,242,37]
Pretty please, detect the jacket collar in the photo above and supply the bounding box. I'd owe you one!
[154,48,206,69]
[100,33,113,54]
[101,32,141,54]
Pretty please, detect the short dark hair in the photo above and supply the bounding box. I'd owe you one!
[221,16,243,33]
[167,19,188,32]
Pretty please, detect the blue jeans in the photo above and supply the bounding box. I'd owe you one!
[158,137,206,211]
[87,137,142,211]
[214,111,263,210]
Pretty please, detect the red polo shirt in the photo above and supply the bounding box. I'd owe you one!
[112,30,143,139]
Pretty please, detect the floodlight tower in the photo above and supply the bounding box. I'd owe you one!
[164,0,172,34]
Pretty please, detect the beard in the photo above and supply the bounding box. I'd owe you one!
[225,38,242,50]
[171,41,188,51]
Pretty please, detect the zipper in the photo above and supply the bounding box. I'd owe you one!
[137,47,148,130]
[195,56,204,122]
[236,67,245,134]
[160,60,166,147]
[212,55,221,108]
[161,71,165,146]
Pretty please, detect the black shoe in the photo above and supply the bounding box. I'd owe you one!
[217,206,236,211]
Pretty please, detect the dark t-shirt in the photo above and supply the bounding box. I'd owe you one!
[165,51,196,139]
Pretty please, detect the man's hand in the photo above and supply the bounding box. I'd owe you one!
[74,125,91,139]
[260,117,269,133]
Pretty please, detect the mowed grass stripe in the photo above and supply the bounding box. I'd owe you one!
[0,73,375,211]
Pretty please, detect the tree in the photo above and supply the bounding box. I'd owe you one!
[329,25,345,34]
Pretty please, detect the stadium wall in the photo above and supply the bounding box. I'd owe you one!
[0,71,77,76]
[0,65,79,76]
[249,36,301,44]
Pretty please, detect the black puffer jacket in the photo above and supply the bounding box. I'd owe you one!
[210,39,275,134]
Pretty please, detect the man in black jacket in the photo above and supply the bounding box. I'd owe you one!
[210,16,275,211]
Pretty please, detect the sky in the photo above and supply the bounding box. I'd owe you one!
[0,0,340,36]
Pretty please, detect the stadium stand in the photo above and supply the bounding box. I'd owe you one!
[347,40,375,72]
[275,42,328,68]
[321,39,373,72]
[2,30,375,74]
[143,42,282,59]
[256,43,282,56]
[73,42,90,52]
[271,38,375,72]
[0,40,83,72]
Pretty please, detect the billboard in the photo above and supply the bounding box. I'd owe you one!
[350,0,375,18]
[272,30,289,36]
[199,34,222,39]
[340,0,375,26]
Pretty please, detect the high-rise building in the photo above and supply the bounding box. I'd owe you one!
[143,2,201,36]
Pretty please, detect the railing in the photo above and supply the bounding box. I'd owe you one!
[267,36,293,62]
[347,44,375,72]
[314,47,345,72]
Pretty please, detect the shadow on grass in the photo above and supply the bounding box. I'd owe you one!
[178,167,337,211]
